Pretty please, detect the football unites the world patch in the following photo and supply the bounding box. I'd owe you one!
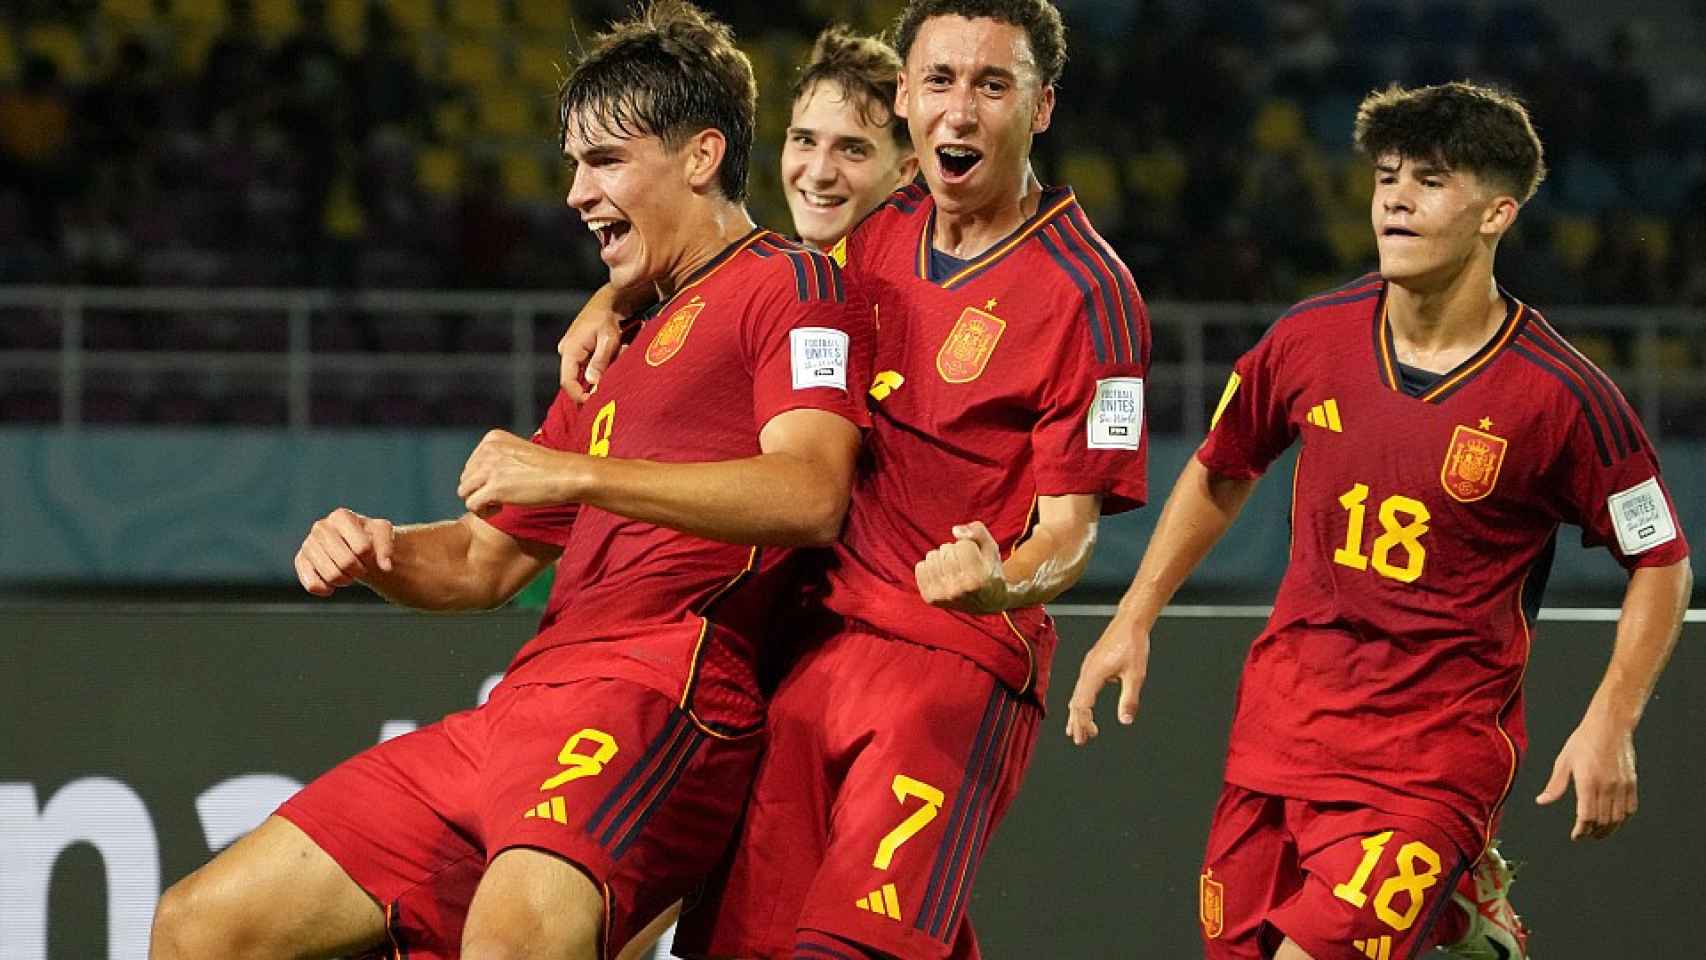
[645,297,705,366]
[1088,377,1144,450]
[1607,476,1678,555]
[789,327,850,392]
[936,305,1006,383]
[1440,424,1508,502]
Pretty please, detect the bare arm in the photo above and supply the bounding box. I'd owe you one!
[557,283,648,403]
[457,407,862,548]
[914,493,1103,613]
[294,508,559,611]
[1066,456,1259,744]
[1536,558,1693,839]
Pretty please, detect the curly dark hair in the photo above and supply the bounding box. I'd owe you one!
[1354,81,1547,202]
[558,0,757,202]
[892,0,1066,88]
[792,25,910,150]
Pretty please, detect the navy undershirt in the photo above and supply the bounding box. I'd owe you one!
[927,246,973,282]
[1396,360,1446,397]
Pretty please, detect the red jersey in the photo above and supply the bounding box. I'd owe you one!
[821,183,1151,700]
[1197,274,1690,859]
[487,229,872,733]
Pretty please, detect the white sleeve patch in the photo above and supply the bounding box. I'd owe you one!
[790,327,849,392]
[1607,476,1677,556]
[1088,377,1144,450]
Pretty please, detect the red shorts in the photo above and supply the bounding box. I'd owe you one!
[277,677,760,960]
[675,628,1040,960]
[1199,783,1471,960]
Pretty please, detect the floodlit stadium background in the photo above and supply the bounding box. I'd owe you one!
[2,0,1703,956]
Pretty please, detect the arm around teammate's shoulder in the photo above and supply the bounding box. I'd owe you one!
[1065,457,1258,745]
[294,507,559,611]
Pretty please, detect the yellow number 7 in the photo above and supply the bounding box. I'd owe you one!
[873,775,945,870]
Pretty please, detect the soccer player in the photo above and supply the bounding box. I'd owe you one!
[147,4,870,959]
[671,2,1151,957]
[782,25,919,253]
[1067,82,1692,960]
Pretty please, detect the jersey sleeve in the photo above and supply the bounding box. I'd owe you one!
[1550,386,1689,570]
[1030,285,1152,515]
[1195,326,1299,480]
[744,254,873,433]
[482,389,582,547]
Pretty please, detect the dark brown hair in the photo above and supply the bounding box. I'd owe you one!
[559,0,757,201]
[892,0,1066,88]
[792,25,910,150]
[1354,81,1547,202]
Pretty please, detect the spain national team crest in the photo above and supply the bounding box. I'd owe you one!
[1199,870,1225,939]
[645,297,705,367]
[935,305,1006,383]
[1441,424,1508,502]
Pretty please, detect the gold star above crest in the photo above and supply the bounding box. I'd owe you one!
[985,298,999,311]
[1479,417,1493,430]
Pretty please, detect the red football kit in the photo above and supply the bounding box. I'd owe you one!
[679,184,1151,960]
[279,230,871,960]
[1193,274,1689,959]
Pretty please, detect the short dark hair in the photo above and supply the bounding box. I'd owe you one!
[1354,81,1547,202]
[892,0,1066,88]
[792,25,911,151]
[558,0,756,202]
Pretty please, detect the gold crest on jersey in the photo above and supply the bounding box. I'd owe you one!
[1441,424,1508,502]
[1199,870,1225,939]
[936,305,1006,383]
[645,297,704,366]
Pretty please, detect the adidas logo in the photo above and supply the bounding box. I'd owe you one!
[523,796,569,824]
[854,882,901,921]
[1306,398,1343,432]
[1352,935,1392,960]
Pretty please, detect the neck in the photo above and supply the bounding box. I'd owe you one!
[932,166,1043,259]
[1385,259,1506,368]
[656,200,756,299]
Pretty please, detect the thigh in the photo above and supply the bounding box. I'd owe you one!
[1271,803,1470,960]
[154,814,387,959]
[796,638,1041,960]
[481,679,762,958]
[1200,783,1297,960]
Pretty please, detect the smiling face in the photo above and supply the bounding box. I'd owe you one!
[895,15,1054,219]
[564,113,705,291]
[782,79,917,250]
[1372,152,1516,289]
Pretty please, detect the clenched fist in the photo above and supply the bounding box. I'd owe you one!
[294,507,394,596]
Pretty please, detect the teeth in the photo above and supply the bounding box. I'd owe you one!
[802,192,845,208]
[586,218,620,233]
[940,146,979,158]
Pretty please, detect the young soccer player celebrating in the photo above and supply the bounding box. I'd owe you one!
[148,4,869,959]
[1068,81,1692,960]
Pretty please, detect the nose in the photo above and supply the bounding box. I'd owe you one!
[1382,180,1414,214]
[566,162,597,213]
[805,146,836,186]
[943,82,978,132]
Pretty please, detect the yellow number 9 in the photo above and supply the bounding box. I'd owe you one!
[588,401,616,458]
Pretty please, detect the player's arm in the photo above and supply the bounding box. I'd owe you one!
[1065,457,1258,745]
[915,493,1100,614]
[294,507,559,611]
[457,408,860,548]
[1537,557,1692,840]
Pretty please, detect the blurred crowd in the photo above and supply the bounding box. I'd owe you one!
[1,0,1704,304]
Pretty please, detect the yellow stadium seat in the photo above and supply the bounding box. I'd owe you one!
[1632,217,1671,263]
[168,0,227,29]
[477,92,534,137]
[501,151,551,202]
[1637,335,1692,371]
[0,25,17,83]
[326,0,367,53]
[1252,99,1306,154]
[515,42,567,94]
[1572,333,1618,370]
[1327,216,1376,269]
[1552,215,1599,271]
[100,0,158,27]
[417,146,464,195]
[172,27,222,74]
[253,0,301,46]
[446,39,503,91]
[448,0,506,34]
[433,99,472,141]
[23,25,89,84]
[1127,146,1186,203]
[516,0,571,33]
[1059,149,1119,223]
[383,0,439,33]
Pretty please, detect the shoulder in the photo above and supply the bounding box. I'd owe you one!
[848,180,931,253]
[1506,304,1643,466]
[734,231,845,305]
[1257,272,1386,349]
[1023,190,1147,363]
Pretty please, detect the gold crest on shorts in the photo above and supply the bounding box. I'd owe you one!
[645,297,705,366]
[1440,423,1508,502]
[935,305,1006,383]
[1199,869,1225,939]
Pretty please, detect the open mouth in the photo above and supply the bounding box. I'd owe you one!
[798,191,848,210]
[936,145,983,180]
[587,218,631,255]
[1382,226,1419,238]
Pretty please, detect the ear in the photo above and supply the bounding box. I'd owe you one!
[893,69,910,120]
[895,148,920,187]
[1031,83,1056,135]
[681,128,728,194]
[1480,193,1520,239]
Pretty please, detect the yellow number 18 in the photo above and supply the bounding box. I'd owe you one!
[1333,483,1430,583]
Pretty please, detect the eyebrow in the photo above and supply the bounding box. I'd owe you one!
[922,62,1020,84]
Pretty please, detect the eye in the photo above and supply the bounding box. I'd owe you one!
[979,79,1008,95]
[842,143,870,159]
[925,73,950,88]
[790,133,814,147]
[1422,178,1444,188]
